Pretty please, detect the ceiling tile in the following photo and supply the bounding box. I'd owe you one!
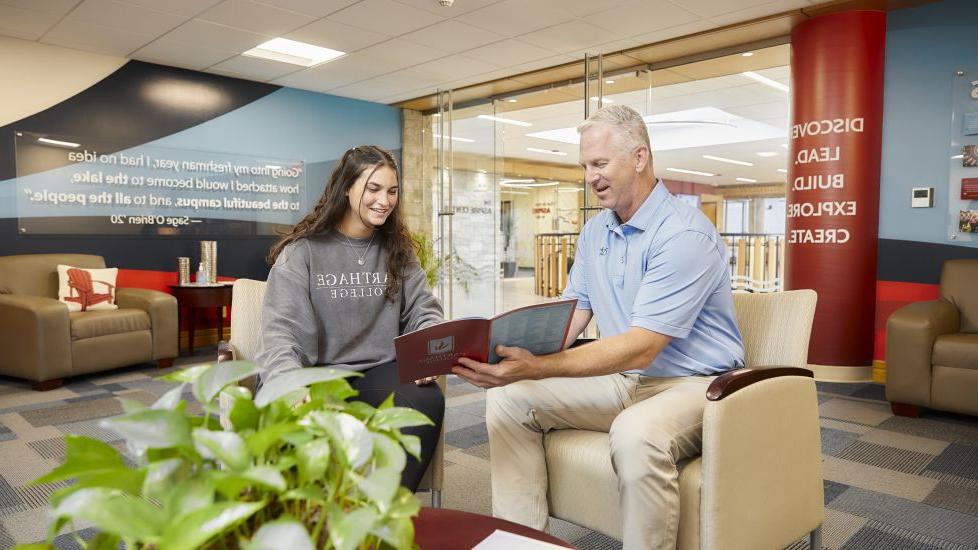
[354,38,449,71]
[66,0,183,37]
[197,0,315,36]
[122,0,222,18]
[132,40,235,70]
[401,20,504,52]
[588,0,700,38]
[208,54,302,81]
[455,0,574,37]
[252,0,359,17]
[519,20,620,53]
[286,18,391,53]
[0,5,62,40]
[328,0,444,36]
[632,19,715,46]
[391,0,502,17]
[564,37,643,60]
[398,54,498,82]
[153,19,272,53]
[330,71,432,100]
[272,53,397,90]
[670,0,789,19]
[1,0,78,16]
[42,18,150,55]
[462,38,557,67]
[557,0,631,17]
[708,0,810,26]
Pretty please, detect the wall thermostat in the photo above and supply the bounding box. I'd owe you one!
[911,187,934,208]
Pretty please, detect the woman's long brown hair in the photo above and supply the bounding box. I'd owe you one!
[267,145,413,301]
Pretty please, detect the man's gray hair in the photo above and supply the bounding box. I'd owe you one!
[577,104,651,153]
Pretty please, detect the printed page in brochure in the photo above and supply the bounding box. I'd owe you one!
[394,299,577,383]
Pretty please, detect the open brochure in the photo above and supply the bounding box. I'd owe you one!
[394,299,577,383]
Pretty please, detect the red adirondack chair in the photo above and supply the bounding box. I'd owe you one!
[64,268,115,311]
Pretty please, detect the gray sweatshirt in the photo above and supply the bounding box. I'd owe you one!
[256,230,443,383]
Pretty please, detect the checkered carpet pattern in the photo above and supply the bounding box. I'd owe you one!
[1,358,977,549]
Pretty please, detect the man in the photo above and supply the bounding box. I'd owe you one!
[452,104,745,549]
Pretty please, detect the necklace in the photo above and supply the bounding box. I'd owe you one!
[341,231,376,266]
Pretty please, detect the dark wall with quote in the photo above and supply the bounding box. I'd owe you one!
[0,60,402,290]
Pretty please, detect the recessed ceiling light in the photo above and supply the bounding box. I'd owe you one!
[742,52,754,57]
[742,71,789,92]
[433,133,475,143]
[605,79,615,84]
[777,168,788,173]
[558,187,584,193]
[702,154,753,166]
[667,168,716,177]
[37,137,79,148]
[526,147,567,156]
[478,114,531,127]
[590,96,614,103]
[501,181,559,188]
[243,38,345,67]
[499,178,535,184]
[756,151,778,157]
[735,177,757,183]
[501,190,529,195]
[478,169,488,173]
[507,99,518,103]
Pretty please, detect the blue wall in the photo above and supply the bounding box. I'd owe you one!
[880,0,978,248]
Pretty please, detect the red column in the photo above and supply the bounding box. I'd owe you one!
[787,11,886,367]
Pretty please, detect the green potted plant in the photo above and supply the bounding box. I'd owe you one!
[16,361,432,550]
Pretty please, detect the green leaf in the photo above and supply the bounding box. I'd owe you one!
[373,516,415,550]
[304,412,372,469]
[142,458,187,501]
[101,409,192,450]
[242,518,315,550]
[166,478,215,522]
[51,488,160,542]
[11,544,54,549]
[309,378,358,403]
[246,422,302,457]
[31,435,126,485]
[359,467,399,513]
[295,438,330,485]
[282,486,326,502]
[212,466,287,498]
[160,501,265,550]
[85,532,122,550]
[328,506,379,550]
[193,361,262,405]
[229,395,260,432]
[160,364,209,383]
[370,407,433,431]
[193,429,250,471]
[388,487,421,519]
[378,392,396,410]
[119,398,148,414]
[371,434,407,474]
[396,433,422,461]
[241,466,287,492]
[151,383,187,410]
[344,401,378,421]
[254,368,360,408]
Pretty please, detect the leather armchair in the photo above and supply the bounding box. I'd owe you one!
[217,279,445,506]
[886,259,978,417]
[0,254,177,390]
[543,289,824,550]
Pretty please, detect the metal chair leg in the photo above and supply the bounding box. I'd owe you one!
[809,525,822,550]
[431,489,442,509]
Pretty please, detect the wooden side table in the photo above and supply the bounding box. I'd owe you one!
[413,508,572,548]
[168,284,233,356]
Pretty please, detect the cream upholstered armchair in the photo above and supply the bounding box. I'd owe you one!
[543,289,823,550]
[216,278,445,506]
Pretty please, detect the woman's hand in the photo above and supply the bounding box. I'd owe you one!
[414,376,438,386]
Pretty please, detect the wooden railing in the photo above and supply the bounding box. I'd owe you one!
[533,232,785,297]
[722,233,784,293]
[534,233,578,297]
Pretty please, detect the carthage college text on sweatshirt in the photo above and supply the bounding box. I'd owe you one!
[256,230,443,382]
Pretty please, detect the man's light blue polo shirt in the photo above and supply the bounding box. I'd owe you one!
[562,181,745,377]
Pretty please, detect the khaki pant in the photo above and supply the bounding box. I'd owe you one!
[486,373,713,550]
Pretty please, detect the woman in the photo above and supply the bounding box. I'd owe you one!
[257,145,444,492]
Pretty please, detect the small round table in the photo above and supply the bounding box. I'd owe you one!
[168,284,233,356]
[413,508,572,549]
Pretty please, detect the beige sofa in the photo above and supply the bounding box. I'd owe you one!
[217,279,445,506]
[0,254,178,390]
[886,259,978,417]
[543,289,823,550]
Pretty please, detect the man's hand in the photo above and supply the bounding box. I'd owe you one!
[452,345,540,389]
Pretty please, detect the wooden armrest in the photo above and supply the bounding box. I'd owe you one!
[706,367,813,401]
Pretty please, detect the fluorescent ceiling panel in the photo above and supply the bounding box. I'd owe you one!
[525,107,786,152]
